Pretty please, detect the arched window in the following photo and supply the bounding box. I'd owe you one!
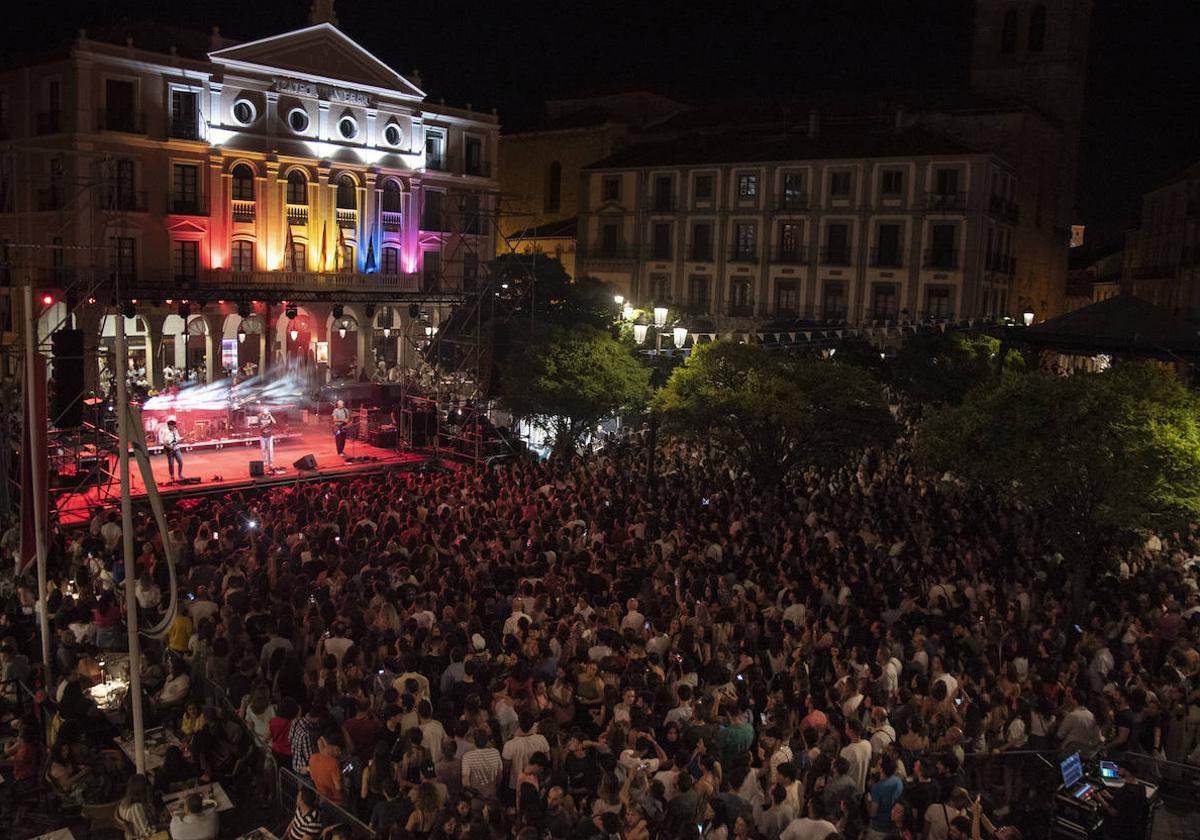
[545,161,562,213]
[382,180,403,213]
[382,246,400,274]
[286,170,308,206]
[1000,8,1018,54]
[232,164,255,201]
[336,174,357,210]
[1028,5,1046,52]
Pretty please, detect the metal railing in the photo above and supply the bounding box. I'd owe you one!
[988,193,1020,221]
[286,204,309,225]
[215,269,424,292]
[168,194,208,215]
[869,247,904,268]
[819,246,851,266]
[686,244,714,261]
[926,190,967,211]
[986,253,1016,274]
[97,109,145,134]
[35,111,61,134]
[381,210,402,231]
[170,119,202,141]
[774,192,809,211]
[728,247,758,263]
[463,159,492,177]
[101,189,148,213]
[582,243,638,260]
[278,766,376,839]
[727,302,755,317]
[772,246,807,265]
[35,187,63,211]
[425,154,449,172]
[643,196,678,212]
[336,208,358,228]
[923,249,960,269]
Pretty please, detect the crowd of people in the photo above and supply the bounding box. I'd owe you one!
[1,424,1196,840]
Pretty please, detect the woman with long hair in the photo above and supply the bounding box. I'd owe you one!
[405,780,440,839]
[359,740,395,816]
[116,773,163,840]
[241,682,275,743]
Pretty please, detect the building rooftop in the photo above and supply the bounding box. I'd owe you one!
[508,216,578,240]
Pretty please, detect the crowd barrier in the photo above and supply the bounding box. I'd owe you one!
[277,764,377,839]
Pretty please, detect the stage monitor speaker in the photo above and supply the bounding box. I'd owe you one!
[293,454,318,471]
[51,329,85,428]
[249,460,265,477]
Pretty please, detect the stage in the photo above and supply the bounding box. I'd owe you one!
[53,425,434,523]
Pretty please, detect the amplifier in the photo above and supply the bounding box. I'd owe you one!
[368,428,397,448]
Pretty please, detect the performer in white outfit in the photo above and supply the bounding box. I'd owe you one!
[258,407,276,471]
[157,418,183,481]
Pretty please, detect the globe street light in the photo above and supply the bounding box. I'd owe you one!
[672,326,688,349]
[1022,307,1035,327]
[622,304,634,321]
[653,307,668,328]
[614,294,625,305]
[633,323,649,345]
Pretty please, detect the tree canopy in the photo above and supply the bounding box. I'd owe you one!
[493,254,619,332]
[653,341,898,482]
[918,362,1200,566]
[502,326,648,457]
[891,330,1022,405]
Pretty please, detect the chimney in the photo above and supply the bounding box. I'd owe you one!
[807,109,819,139]
[894,105,906,133]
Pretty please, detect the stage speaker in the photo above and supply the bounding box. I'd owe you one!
[51,329,85,428]
[249,460,265,477]
[293,454,318,471]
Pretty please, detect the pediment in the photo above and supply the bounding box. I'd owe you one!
[166,218,208,234]
[209,23,424,100]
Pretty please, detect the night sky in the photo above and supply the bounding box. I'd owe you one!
[9,0,1199,248]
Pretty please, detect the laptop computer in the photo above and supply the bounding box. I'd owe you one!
[1099,760,1125,788]
[1059,751,1097,800]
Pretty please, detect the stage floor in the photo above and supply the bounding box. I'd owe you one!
[53,426,429,523]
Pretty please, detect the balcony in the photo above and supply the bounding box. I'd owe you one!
[1132,264,1173,281]
[864,306,901,322]
[231,199,255,222]
[168,194,208,216]
[819,305,849,322]
[923,249,960,270]
[819,246,850,266]
[381,210,403,232]
[35,112,61,135]
[336,208,357,229]
[728,302,755,317]
[925,191,967,212]
[36,188,63,212]
[97,109,145,134]
[581,243,638,261]
[772,246,807,265]
[425,155,449,172]
[986,253,1016,274]
[643,196,677,213]
[463,159,492,178]
[170,119,202,141]
[101,190,148,213]
[774,193,809,212]
[869,247,904,268]
[988,194,1019,222]
[728,247,758,263]
[182,269,427,296]
[686,244,714,262]
[286,204,309,225]
[649,246,673,261]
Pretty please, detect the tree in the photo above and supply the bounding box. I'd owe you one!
[653,341,898,483]
[917,363,1200,614]
[891,330,1022,405]
[493,253,618,332]
[502,326,649,458]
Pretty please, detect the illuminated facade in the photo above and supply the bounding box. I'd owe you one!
[0,21,498,387]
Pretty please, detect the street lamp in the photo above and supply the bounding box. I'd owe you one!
[237,327,246,344]
[383,327,391,338]
[424,324,435,338]
[614,294,625,305]
[672,326,688,349]
[633,323,649,345]
[653,306,668,328]
[1022,307,1035,327]
[289,328,299,342]
[622,304,634,321]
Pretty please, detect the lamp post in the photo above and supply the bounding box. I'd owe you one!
[622,304,635,321]
[672,326,688,349]
[1022,307,1035,327]
[653,306,668,328]
[633,323,649,346]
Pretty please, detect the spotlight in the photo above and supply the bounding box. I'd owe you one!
[332,304,344,320]
[165,299,174,305]
[383,327,391,338]
[41,294,54,306]
[338,325,347,339]
[289,328,299,341]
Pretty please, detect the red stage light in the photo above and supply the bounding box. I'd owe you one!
[41,294,54,306]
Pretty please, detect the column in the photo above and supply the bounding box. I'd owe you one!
[317,164,333,272]
[364,168,378,271]
[143,310,169,390]
[263,158,280,271]
[202,311,225,383]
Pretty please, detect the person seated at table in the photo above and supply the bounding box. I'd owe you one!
[117,773,165,840]
[284,786,323,840]
[155,746,200,795]
[155,657,191,715]
[168,791,219,840]
[180,701,207,740]
[0,638,31,705]
[0,723,42,795]
[48,739,116,806]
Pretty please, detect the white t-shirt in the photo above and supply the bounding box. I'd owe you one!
[779,817,838,840]
[501,732,549,789]
[839,739,872,792]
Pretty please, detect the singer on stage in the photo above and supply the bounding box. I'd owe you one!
[157,417,183,481]
[258,407,276,472]
[332,399,350,457]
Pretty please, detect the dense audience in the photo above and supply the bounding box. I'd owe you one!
[1,426,1196,840]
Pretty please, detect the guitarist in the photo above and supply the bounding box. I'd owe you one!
[157,417,183,482]
[331,399,351,457]
[258,407,277,472]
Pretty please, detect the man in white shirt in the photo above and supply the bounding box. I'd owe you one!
[779,797,837,840]
[839,718,873,792]
[158,418,184,481]
[168,792,219,840]
[501,597,531,638]
[501,712,549,790]
[620,598,646,633]
[924,788,969,840]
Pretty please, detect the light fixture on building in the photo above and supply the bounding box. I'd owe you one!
[1022,307,1035,327]
[613,294,624,305]
[237,326,247,344]
[672,326,688,349]
[289,328,299,342]
[383,327,391,338]
[622,304,634,321]
[653,307,668,328]
[633,323,649,345]
[424,324,434,338]
[338,319,348,339]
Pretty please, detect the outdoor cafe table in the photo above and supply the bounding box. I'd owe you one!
[114,726,182,773]
[162,780,234,816]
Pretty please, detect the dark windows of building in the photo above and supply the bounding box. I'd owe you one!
[650,274,670,303]
[874,223,902,266]
[288,108,310,133]
[779,222,803,262]
[1001,8,1018,54]
[871,283,899,319]
[730,278,752,314]
[173,239,198,282]
[172,164,199,213]
[781,173,806,208]
[601,176,620,202]
[231,240,254,273]
[600,221,619,257]
[824,223,850,264]
[1028,5,1046,52]
[52,236,64,283]
[171,90,199,138]
[934,168,959,197]
[653,176,673,211]
[775,279,799,316]
[233,100,256,126]
[425,130,446,169]
[231,164,255,201]
[382,246,400,274]
[422,190,444,230]
[421,252,439,287]
[382,180,402,213]
[694,174,714,201]
[734,223,757,260]
[104,79,136,131]
[337,243,354,273]
[737,173,758,198]
[39,79,61,133]
[110,236,136,280]
[926,285,953,318]
[650,223,672,260]
[687,275,710,313]
[928,224,957,268]
[287,170,308,206]
[289,242,306,272]
[690,223,712,261]
[113,159,136,210]
[545,161,562,213]
[462,194,482,234]
[880,169,903,196]
[822,281,847,319]
[336,175,357,210]
[465,136,484,175]
[829,171,852,198]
